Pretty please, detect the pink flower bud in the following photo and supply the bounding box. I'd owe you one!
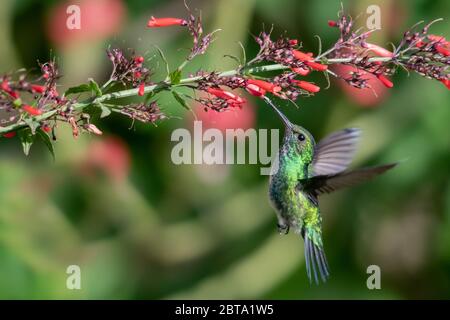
[245,83,266,97]
[364,43,394,57]
[86,124,103,135]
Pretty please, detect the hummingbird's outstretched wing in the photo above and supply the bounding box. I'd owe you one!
[311,128,361,176]
[301,163,397,196]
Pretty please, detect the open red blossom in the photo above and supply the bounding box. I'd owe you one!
[245,83,266,97]
[207,87,246,104]
[247,79,282,93]
[147,16,187,28]
[293,80,320,93]
[364,43,394,57]
[2,132,16,138]
[441,79,450,90]
[23,105,42,116]
[292,67,311,76]
[138,83,145,96]
[31,85,46,94]
[377,74,394,88]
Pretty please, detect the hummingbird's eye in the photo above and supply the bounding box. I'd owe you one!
[298,134,305,141]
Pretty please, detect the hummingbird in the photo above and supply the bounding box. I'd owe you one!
[264,96,397,284]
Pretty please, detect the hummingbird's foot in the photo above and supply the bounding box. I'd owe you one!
[277,223,290,235]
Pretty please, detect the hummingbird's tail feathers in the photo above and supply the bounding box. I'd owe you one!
[304,228,329,284]
[301,163,398,196]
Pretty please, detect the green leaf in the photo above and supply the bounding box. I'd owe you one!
[95,103,112,118]
[64,84,91,96]
[18,128,35,156]
[172,91,190,110]
[169,69,182,85]
[24,118,40,135]
[89,78,102,97]
[37,129,55,160]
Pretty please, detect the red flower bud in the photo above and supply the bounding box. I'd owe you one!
[293,80,320,93]
[23,105,43,116]
[41,125,52,133]
[9,91,20,99]
[31,84,46,94]
[86,124,103,135]
[134,71,142,78]
[245,83,266,97]
[441,78,450,90]
[43,72,49,79]
[328,20,337,27]
[147,16,187,28]
[2,132,16,138]
[292,67,311,76]
[377,74,393,88]
[138,83,145,96]
[289,39,298,46]
[435,44,450,56]
[134,56,144,64]
[1,80,11,92]
[247,79,281,93]
[305,61,328,71]
[415,40,426,48]
[364,43,394,57]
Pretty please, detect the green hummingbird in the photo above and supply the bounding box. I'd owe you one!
[264,97,397,284]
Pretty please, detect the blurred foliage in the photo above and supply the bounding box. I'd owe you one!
[0,0,449,299]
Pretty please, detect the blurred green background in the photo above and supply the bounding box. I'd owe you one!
[0,0,449,299]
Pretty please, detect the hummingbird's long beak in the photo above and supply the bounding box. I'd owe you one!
[263,96,293,129]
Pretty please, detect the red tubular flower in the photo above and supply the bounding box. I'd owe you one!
[292,67,311,76]
[364,43,394,57]
[305,61,328,71]
[2,132,16,138]
[293,50,314,61]
[293,80,320,93]
[147,16,187,28]
[9,91,20,99]
[247,79,282,93]
[328,20,337,27]
[377,74,393,88]
[435,44,450,56]
[138,83,145,96]
[428,34,446,43]
[245,83,266,97]
[23,105,43,116]
[31,85,46,94]
[207,87,246,105]
[441,78,450,90]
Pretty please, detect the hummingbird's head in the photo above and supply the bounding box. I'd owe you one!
[263,96,315,156]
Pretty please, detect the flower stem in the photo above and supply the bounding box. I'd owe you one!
[0,56,399,134]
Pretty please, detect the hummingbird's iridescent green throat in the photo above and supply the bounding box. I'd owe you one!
[264,96,397,284]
